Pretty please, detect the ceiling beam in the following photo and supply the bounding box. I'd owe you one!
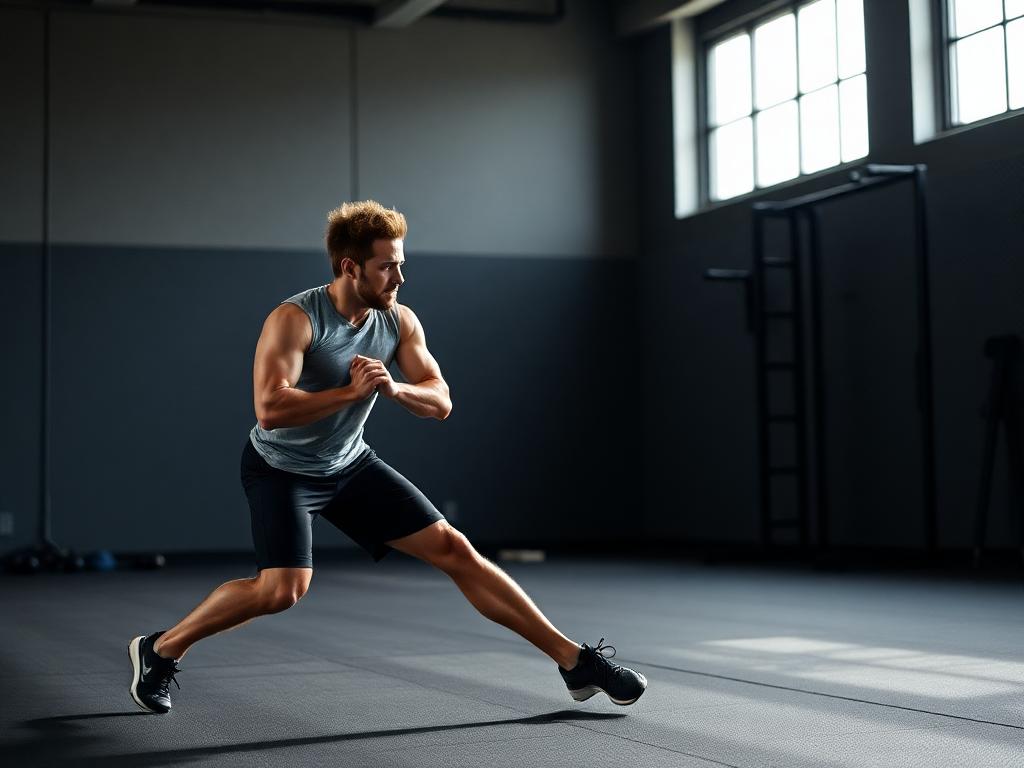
[374,0,449,28]
[616,0,728,37]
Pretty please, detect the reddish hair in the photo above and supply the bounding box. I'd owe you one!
[325,200,407,277]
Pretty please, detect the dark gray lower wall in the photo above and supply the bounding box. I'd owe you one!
[0,244,43,554]
[1,244,636,555]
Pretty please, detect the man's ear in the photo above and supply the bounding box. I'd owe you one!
[341,257,359,279]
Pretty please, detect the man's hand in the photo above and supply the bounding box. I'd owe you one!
[350,355,398,399]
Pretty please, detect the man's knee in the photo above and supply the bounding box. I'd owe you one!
[264,587,304,613]
[256,569,311,613]
[432,526,482,574]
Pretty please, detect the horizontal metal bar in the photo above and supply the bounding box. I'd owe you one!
[704,268,750,280]
[752,171,914,212]
[861,164,920,176]
[375,0,447,28]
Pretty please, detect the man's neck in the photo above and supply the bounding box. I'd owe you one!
[326,280,371,327]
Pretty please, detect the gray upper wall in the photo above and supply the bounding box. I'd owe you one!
[359,12,637,257]
[48,11,354,252]
[2,1,637,257]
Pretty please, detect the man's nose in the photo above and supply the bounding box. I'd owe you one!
[394,268,405,285]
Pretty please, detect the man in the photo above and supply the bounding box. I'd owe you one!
[128,201,647,714]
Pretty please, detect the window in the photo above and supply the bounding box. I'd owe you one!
[945,0,1024,126]
[705,0,868,202]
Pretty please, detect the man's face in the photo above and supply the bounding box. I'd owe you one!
[353,238,405,310]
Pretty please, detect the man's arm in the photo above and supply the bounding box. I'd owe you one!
[356,304,451,420]
[253,304,388,430]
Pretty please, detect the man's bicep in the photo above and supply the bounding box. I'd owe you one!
[395,307,444,385]
[252,306,310,413]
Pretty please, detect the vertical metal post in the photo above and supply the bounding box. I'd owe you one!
[349,25,359,201]
[788,211,809,549]
[40,10,53,548]
[806,206,829,551]
[753,210,770,547]
[913,164,938,553]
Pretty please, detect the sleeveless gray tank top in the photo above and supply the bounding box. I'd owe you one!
[249,285,401,476]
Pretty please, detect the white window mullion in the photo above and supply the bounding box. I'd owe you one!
[833,0,844,160]
[751,22,760,187]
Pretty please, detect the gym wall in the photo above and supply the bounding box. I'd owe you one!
[635,0,1024,551]
[0,0,640,555]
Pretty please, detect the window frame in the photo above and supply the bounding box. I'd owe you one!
[698,0,868,205]
[938,0,1024,130]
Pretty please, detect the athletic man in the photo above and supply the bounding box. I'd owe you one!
[128,201,647,714]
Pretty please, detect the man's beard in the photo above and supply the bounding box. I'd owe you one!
[356,276,395,311]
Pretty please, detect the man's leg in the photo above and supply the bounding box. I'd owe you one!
[386,521,581,670]
[326,456,644,704]
[155,567,313,659]
[127,567,312,714]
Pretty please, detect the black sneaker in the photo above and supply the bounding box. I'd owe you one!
[558,638,647,706]
[128,631,181,714]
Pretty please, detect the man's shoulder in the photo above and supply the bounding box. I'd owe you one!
[271,301,313,322]
[396,303,420,341]
[266,300,314,344]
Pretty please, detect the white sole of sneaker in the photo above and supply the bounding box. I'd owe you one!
[128,635,161,714]
[568,681,647,706]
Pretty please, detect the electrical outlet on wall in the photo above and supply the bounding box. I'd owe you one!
[0,512,13,537]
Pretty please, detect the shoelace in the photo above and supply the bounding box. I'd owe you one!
[592,638,617,660]
[156,663,182,695]
[589,639,628,688]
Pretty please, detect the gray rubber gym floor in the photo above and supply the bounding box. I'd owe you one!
[2,556,1023,767]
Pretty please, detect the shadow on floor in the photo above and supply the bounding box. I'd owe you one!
[7,708,624,766]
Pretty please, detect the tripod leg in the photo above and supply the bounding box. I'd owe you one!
[974,364,1006,568]
[974,421,999,567]
[1003,408,1024,564]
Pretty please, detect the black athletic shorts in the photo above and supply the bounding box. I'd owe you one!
[240,437,445,570]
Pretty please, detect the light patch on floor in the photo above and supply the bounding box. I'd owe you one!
[696,636,1024,698]
[708,637,854,654]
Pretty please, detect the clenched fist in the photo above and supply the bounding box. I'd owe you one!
[349,355,398,399]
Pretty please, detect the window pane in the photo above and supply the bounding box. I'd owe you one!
[1009,19,1024,109]
[799,0,838,93]
[755,14,797,109]
[710,34,752,126]
[837,0,866,78]
[1008,0,1024,21]
[710,118,754,200]
[949,0,1002,38]
[801,85,840,173]
[952,28,1008,123]
[839,74,869,162]
[756,101,799,187]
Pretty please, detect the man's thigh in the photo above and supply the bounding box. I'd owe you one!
[240,438,335,570]
[320,454,445,562]
[385,519,457,562]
